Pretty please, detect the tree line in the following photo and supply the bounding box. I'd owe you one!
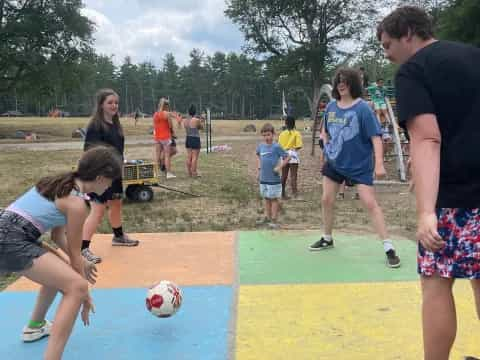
[1,0,478,119]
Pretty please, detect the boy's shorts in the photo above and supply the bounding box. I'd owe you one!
[418,208,480,279]
[259,183,282,199]
[374,101,387,111]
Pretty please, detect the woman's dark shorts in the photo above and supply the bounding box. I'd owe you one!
[0,210,46,274]
[186,136,201,150]
[321,161,357,187]
[88,178,123,204]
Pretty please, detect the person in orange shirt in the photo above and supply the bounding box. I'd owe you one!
[153,98,177,179]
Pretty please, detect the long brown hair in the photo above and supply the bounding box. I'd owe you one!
[87,88,123,136]
[331,68,364,100]
[36,146,123,201]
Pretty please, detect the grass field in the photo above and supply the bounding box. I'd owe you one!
[0,116,287,142]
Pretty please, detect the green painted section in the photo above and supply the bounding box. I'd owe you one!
[238,231,418,284]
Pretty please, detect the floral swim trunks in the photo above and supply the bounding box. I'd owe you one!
[418,208,480,279]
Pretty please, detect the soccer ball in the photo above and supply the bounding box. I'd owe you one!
[146,280,183,318]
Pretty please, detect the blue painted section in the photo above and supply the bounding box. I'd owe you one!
[0,286,232,360]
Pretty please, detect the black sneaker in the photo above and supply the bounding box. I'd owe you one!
[112,234,140,247]
[464,357,480,360]
[386,249,401,268]
[309,237,334,251]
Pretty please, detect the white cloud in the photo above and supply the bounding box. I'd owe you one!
[81,0,244,67]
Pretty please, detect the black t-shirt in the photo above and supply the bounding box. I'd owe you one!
[84,120,125,157]
[395,40,480,208]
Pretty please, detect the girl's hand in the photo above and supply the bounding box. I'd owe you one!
[83,259,98,285]
[81,295,95,326]
[374,163,387,179]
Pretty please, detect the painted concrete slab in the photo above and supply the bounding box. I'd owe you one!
[236,282,478,360]
[7,232,235,291]
[238,231,418,284]
[0,286,233,360]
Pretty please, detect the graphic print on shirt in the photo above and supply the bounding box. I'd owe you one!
[324,110,360,161]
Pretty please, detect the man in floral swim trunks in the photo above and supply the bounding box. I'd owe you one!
[378,6,480,360]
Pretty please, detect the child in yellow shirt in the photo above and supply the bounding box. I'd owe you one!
[278,116,303,199]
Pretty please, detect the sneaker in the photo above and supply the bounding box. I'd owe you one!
[352,192,360,200]
[465,357,480,360]
[255,217,270,226]
[112,234,140,247]
[309,237,334,251]
[336,192,345,200]
[81,248,102,264]
[160,164,166,172]
[386,249,401,268]
[22,320,52,342]
[166,172,176,179]
[268,222,280,230]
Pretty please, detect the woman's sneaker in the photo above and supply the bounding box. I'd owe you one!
[308,237,334,251]
[386,249,401,268]
[81,248,102,264]
[22,320,52,342]
[255,217,270,226]
[112,234,140,246]
[268,222,280,230]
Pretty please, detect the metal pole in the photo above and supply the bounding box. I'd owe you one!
[207,108,212,153]
[386,98,407,182]
[205,108,209,154]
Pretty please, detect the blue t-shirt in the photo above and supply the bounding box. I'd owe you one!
[323,99,381,185]
[256,142,287,184]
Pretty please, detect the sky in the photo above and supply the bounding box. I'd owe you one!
[81,0,245,68]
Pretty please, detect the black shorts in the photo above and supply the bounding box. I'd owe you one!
[322,161,357,187]
[186,136,201,150]
[318,139,324,149]
[88,178,123,204]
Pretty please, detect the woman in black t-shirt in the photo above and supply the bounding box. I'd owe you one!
[81,89,139,264]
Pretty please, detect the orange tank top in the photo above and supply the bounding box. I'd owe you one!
[153,111,171,141]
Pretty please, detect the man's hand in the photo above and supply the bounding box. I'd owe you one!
[417,212,445,252]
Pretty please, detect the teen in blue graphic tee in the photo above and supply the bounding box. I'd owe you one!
[309,67,400,269]
[323,99,381,185]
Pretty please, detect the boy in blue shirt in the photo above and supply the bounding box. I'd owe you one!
[256,123,289,229]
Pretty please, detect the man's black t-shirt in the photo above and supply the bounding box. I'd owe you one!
[395,40,480,208]
[84,120,125,157]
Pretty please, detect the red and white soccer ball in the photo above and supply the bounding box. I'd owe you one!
[146,280,183,318]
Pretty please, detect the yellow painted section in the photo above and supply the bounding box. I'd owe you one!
[236,281,479,360]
